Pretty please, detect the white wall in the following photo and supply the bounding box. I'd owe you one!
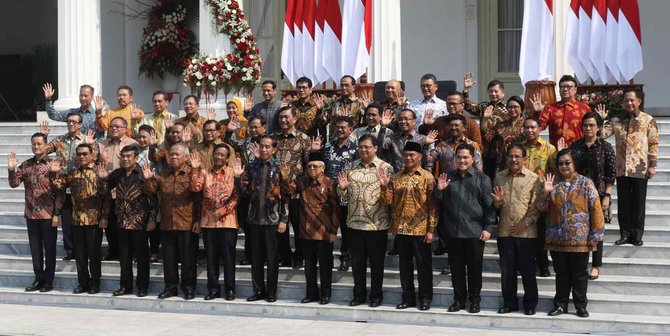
[0,0,57,55]
[636,0,670,109]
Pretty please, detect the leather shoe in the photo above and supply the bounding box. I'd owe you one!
[25,281,42,292]
[387,248,398,256]
[433,246,446,256]
[292,258,304,270]
[633,240,644,246]
[441,268,451,275]
[301,296,318,303]
[204,292,220,300]
[338,264,349,272]
[396,301,416,309]
[538,269,551,277]
[265,296,277,303]
[615,237,631,245]
[548,306,566,316]
[39,283,53,293]
[576,308,590,318]
[497,307,517,314]
[369,298,382,307]
[88,287,100,294]
[225,290,235,301]
[319,297,330,305]
[247,292,267,301]
[112,288,131,296]
[184,290,195,300]
[278,259,292,268]
[349,298,365,306]
[158,288,178,299]
[468,304,481,313]
[448,302,464,312]
[62,253,75,261]
[524,308,536,315]
[137,290,148,298]
[73,286,89,294]
[419,303,431,311]
[239,259,250,266]
[103,254,118,261]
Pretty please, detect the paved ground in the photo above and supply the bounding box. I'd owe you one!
[0,303,588,336]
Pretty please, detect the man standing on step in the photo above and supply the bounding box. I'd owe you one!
[8,133,64,293]
[50,144,107,295]
[434,143,495,314]
[144,143,199,300]
[102,145,155,297]
[95,86,145,136]
[43,83,103,138]
[380,142,437,311]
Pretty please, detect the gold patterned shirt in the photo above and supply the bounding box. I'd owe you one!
[522,137,557,178]
[176,114,207,144]
[51,164,107,226]
[493,167,542,238]
[96,105,145,135]
[603,110,659,179]
[291,97,321,136]
[190,165,239,229]
[381,167,437,236]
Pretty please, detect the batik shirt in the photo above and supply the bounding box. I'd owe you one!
[603,110,659,179]
[104,165,155,230]
[283,174,340,240]
[51,164,107,226]
[240,158,289,226]
[522,137,557,178]
[190,165,239,229]
[144,165,198,231]
[9,156,64,219]
[537,99,591,147]
[381,167,437,236]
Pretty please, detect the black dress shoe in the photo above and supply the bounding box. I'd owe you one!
[447,302,463,312]
[103,254,118,261]
[576,308,590,318]
[633,240,644,246]
[279,259,292,268]
[524,308,536,315]
[25,281,42,292]
[239,259,250,266]
[387,248,398,256]
[292,259,304,270]
[396,301,416,309]
[225,290,235,301]
[539,269,551,277]
[137,290,148,297]
[497,307,517,314]
[39,283,53,292]
[158,288,178,299]
[247,292,267,301]
[319,297,330,305]
[88,287,100,294]
[265,296,277,303]
[548,306,566,316]
[433,246,446,256]
[468,304,481,313]
[204,292,220,300]
[338,264,350,272]
[419,303,431,311]
[112,288,131,296]
[73,286,89,294]
[369,298,382,307]
[441,268,451,275]
[184,290,195,300]
[62,253,75,261]
[301,296,318,303]
[615,237,631,245]
[349,298,365,306]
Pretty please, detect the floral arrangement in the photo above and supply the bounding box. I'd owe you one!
[577,88,625,118]
[138,1,197,79]
[182,54,232,105]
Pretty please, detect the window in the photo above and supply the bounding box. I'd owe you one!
[497,0,524,73]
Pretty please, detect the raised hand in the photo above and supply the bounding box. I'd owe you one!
[337,171,350,190]
[310,135,322,152]
[142,162,154,179]
[182,127,193,143]
[437,173,450,190]
[483,105,495,119]
[423,109,435,125]
[595,103,608,120]
[96,162,109,179]
[530,92,546,112]
[227,116,239,132]
[149,129,158,146]
[40,121,50,136]
[207,107,216,121]
[94,96,106,112]
[42,83,55,100]
[377,167,390,187]
[279,162,291,180]
[83,130,95,145]
[49,158,63,173]
[250,141,260,159]
[130,104,140,121]
[359,91,371,107]
[556,137,567,151]
[314,94,325,109]
[425,130,439,145]
[189,153,201,169]
[280,94,294,107]
[164,114,174,129]
[491,185,505,203]
[542,173,555,195]
[7,152,17,171]
[233,157,244,177]
[381,109,395,127]
[244,95,253,111]
[464,72,476,91]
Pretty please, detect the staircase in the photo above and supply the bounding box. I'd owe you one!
[0,121,669,333]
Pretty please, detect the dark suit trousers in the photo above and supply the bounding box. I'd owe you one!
[105,209,119,257]
[616,176,648,241]
[447,237,484,305]
[203,228,237,293]
[535,213,549,271]
[73,225,102,288]
[238,195,252,261]
[61,196,74,254]
[26,219,57,284]
[550,251,589,310]
[278,199,303,262]
[350,229,387,301]
[118,229,149,291]
[302,239,334,299]
[397,234,433,304]
[497,237,538,310]
[338,205,351,261]
[249,224,279,296]
[162,230,198,292]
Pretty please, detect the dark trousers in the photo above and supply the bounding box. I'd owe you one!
[61,196,74,254]
[105,210,119,257]
[162,230,198,292]
[497,237,538,310]
[26,219,57,284]
[238,195,252,261]
[550,251,589,310]
[118,229,149,291]
[397,234,433,304]
[203,228,237,293]
[447,237,484,305]
[303,239,334,299]
[249,224,279,296]
[591,241,603,267]
[278,199,303,262]
[338,205,350,262]
[535,213,549,271]
[72,225,102,288]
[616,176,648,241]
[148,228,160,255]
[350,229,387,301]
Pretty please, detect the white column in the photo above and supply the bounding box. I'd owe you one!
[54,0,102,110]
[553,0,573,91]
[368,0,402,82]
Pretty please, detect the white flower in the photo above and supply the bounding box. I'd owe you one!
[195,72,203,80]
[196,81,201,86]
[211,81,217,86]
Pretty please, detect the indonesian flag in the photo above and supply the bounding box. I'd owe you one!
[565,0,588,82]
[341,0,372,80]
[617,0,643,81]
[519,0,554,85]
[301,0,316,82]
[313,0,330,83]
[293,0,305,79]
[578,0,598,81]
[590,0,609,82]
[280,0,297,84]
[322,0,342,82]
[605,0,624,83]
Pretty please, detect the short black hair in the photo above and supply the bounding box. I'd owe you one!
[420,73,437,83]
[559,75,578,87]
[523,117,541,128]
[334,116,354,128]
[365,102,382,114]
[623,87,644,100]
[31,132,47,143]
[138,124,155,134]
[341,75,356,85]
[456,143,476,157]
[446,91,464,101]
[260,135,277,148]
[581,112,603,128]
[556,148,574,167]
[400,108,416,120]
[66,112,82,123]
[76,143,93,153]
[487,80,504,91]
[262,80,277,90]
[203,119,221,131]
[213,143,231,158]
[446,113,466,126]
[152,90,167,100]
[296,77,313,88]
[277,105,297,117]
[248,115,267,126]
[80,85,94,95]
[120,144,139,157]
[507,95,525,111]
[117,85,133,96]
[183,95,199,104]
[358,134,377,145]
[506,142,526,158]
[110,116,128,127]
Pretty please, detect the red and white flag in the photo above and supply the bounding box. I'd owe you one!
[301,0,316,83]
[293,0,305,80]
[605,0,623,83]
[578,0,598,80]
[565,0,588,82]
[313,0,330,83]
[519,0,554,85]
[281,0,297,84]
[341,0,372,80]
[617,0,643,81]
[322,0,342,82]
[590,0,609,82]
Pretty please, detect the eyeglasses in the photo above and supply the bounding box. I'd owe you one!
[203,129,218,133]
[307,164,324,169]
[66,120,81,124]
[557,161,573,167]
[447,102,463,106]
[75,152,89,156]
[559,85,576,90]
[109,125,124,129]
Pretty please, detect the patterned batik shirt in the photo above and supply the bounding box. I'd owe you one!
[603,110,659,179]
[51,164,107,225]
[381,167,437,236]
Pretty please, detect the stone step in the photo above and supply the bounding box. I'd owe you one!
[1,288,668,334]
[610,182,670,197]
[0,123,68,134]
[611,195,670,212]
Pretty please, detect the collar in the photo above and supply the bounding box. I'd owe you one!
[331,137,356,149]
[82,106,96,114]
[341,96,358,104]
[401,167,423,176]
[448,135,468,145]
[358,157,381,169]
[168,164,190,176]
[183,114,201,122]
[506,167,529,177]
[78,163,96,171]
[30,155,49,164]
[278,129,298,138]
[366,124,381,133]
[153,110,169,118]
[556,99,577,108]
[66,133,83,141]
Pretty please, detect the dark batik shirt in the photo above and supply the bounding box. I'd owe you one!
[570,138,616,196]
[145,165,198,231]
[240,158,289,226]
[104,165,156,230]
[9,156,64,219]
[283,174,340,240]
[51,164,107,226]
